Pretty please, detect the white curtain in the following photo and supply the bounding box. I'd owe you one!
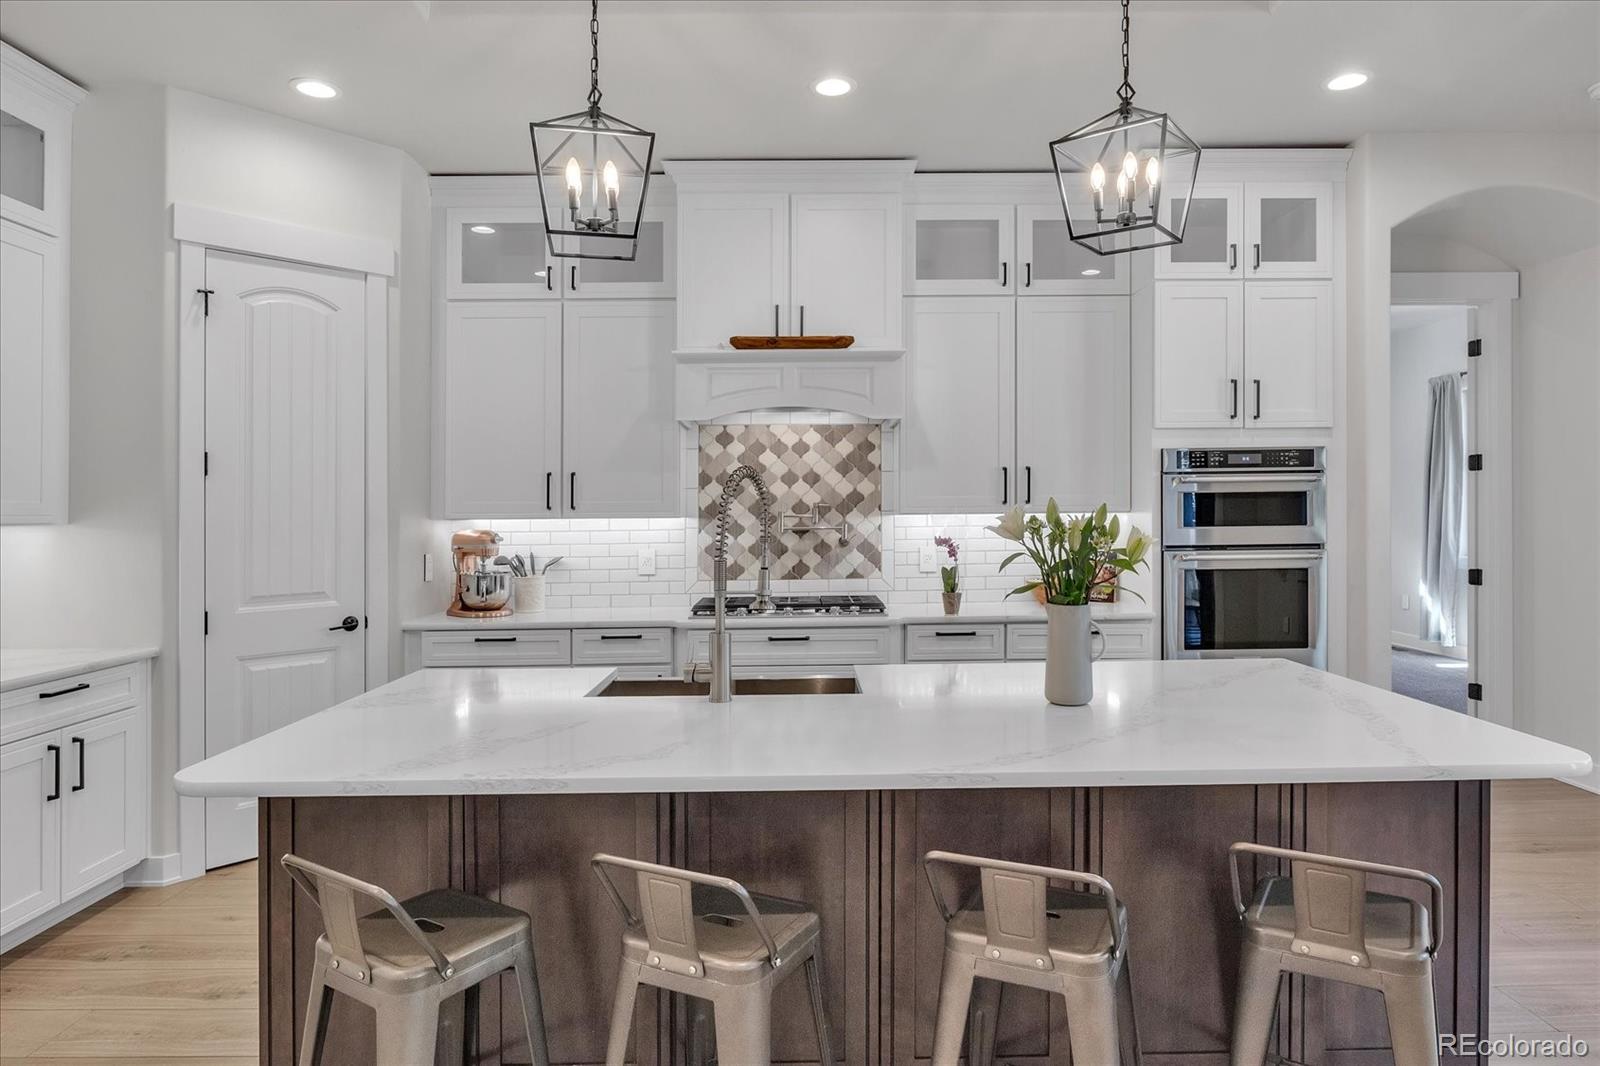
[1421,373,1466,646]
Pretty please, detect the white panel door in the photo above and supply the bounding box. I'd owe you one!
[1245,281,1334,427]
[562,300,678,516]
[61,707,146,898]
[1244,182,1333,278]
[439,301,563,517]
[0,219,65,523]
[204,250,367,869]
[1153,282,1245,428]
[0,732,61,934]
[900,296,1015,512]
[1153,182,1245,280]
[677,192,788,348]
[1016,297,1131,512]
[1016,206,1131,294]
[791,193,902,348]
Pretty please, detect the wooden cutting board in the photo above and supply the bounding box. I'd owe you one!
[728,335,854,350]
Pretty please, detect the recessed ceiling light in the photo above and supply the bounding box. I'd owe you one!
[1326,72,1369,92]
[469,225,496,235]
[292,78,339,99]
[813,76,855,98]
[1081,268,1102,276]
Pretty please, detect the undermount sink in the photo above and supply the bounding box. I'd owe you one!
[596,676,860,697]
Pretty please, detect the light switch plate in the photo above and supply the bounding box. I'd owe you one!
[638,546,657,576]
[919,546,937,573]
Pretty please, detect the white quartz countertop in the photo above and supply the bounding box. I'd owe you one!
[402,600,1153,631]
[1,647,160,692]
[173,659,1591,797]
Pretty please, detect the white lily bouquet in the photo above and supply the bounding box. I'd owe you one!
[989,500,1152,606]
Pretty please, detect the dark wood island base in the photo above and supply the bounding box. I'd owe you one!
[260,781,1488,1065]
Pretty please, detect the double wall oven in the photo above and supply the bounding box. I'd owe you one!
[1162,447,1327,668]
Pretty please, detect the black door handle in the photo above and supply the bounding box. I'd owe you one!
[328,615,360,632]
[38,682,89,700]
[934,630,979,638]
[474,636,518,643]
[1025,262,1032,288]
[545,265,553,292]
[46,744,60,801]
[546,471,553,512]
[1253,379,1262,420]
[799,305,805,334]
[1000,262,1007,287]
[766,635,811,642]
[1229,378,1239,420]
[599,633,644,640]
[570,472,577,511]
[1253,243,1261,271]
[1228,243,1238,271]
[570,264,578,290]
[1002,466,1009,505]
[1025,465,1033,504]
[71,736,85,792]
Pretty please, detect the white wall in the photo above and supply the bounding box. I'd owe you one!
[1388,309,1468,646]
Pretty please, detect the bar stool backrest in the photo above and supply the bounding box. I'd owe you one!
[280,853,453,982]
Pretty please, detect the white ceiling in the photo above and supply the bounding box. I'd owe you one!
[3,0,1597,173]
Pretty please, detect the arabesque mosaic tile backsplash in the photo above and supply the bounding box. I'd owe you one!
[698,423,882,580]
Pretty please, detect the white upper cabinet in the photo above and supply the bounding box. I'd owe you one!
[563,202,676,299]
[901,296,1015,512]
[437,301,563,518]
[1016,297,1131,511]
[445,208,558,300]
[1244,281,1334,427]
[676,192,790,348]
[1154,282,1245,428]
[561,301,678,516]
[791,192,902,347]
[1,45,80,237]
[905,204,1014,295]
[1,218,66,523]
[1244,182,1333,278]
[1155,181,1332,279]
[1016,206,1130,294]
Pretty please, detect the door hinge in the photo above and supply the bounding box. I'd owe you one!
[1466,338,1482,358]
[1467,453,1483,471]
[197,288,215,316]
[1467,682,1483,701]
[1468,568,1484,586]
[203,610,209,636]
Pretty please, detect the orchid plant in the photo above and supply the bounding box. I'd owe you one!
[933,535,960,594]
[989,501,1152,605]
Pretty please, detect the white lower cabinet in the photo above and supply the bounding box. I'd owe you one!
[0,733,61,932]
[59,706,146,898]
[1006,620,1154,662]
[419,629,572,668]
[683,626,894,671]
[904,624,1006,662]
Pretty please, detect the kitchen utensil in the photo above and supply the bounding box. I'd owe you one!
[541,556,564,574]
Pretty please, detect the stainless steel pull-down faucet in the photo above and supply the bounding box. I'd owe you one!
[704,464,776,702]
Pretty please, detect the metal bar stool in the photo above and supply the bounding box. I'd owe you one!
[923,850,1142,1066]
[282,854,550,1066]
[591,854,835,1066]
[1227,843,1444,1066]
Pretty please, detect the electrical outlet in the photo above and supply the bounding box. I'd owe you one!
[1401,593,1410,611]
[919,546,937,573]
[422,553,434,582]
[638,546,657,576]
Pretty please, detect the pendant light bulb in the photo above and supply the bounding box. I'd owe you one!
[1090,163,1106,191]
[564,157,583,193]
[602,160,619,212]
[1122,151,1139,181]
[1144,156,1160,189]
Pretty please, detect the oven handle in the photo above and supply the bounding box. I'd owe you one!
[1171,473,1324,485]
[1170,551,1326,563]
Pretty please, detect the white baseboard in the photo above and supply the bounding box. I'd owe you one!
[124,852,187,887]
[1390,633,1468,660]
[0,874,125,955]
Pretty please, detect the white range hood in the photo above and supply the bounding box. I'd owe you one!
[674,346,905,424]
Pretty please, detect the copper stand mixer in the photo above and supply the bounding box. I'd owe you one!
[446,529,514,619]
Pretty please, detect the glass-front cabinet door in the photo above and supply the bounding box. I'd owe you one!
[445,208,557,299]
[1245,182,1332,277]
[905,204,1014,295]
[0,88,71,237]
[564,203,675,298]
[1154,182,1243,279]
[1016,205,1130,294]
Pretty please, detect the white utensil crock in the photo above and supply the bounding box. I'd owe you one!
[513,575,546,613]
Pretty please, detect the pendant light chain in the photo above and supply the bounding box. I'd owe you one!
[1116,0,1135,111]
[587,0,603,116]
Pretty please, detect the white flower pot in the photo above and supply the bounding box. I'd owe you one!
[1044,603,1105,706]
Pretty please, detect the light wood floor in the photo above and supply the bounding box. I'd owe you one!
[1,781,1594,1062]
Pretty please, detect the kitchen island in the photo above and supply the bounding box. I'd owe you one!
[176,659,1590,1066]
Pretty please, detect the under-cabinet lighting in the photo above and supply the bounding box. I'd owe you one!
[470,225,496,235]
[1081,268,1102,276]
[1326,72,1369,92]
[291,78,339,99]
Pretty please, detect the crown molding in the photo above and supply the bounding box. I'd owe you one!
[664,158,917,192]
[1,41,87,109]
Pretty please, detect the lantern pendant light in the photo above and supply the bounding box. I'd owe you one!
[529,0,655,261]
[1049,0,1201,256]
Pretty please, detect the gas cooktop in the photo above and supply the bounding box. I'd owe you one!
[689,594,887,617]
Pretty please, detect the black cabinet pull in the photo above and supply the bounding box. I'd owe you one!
[1000,262,1007,287]
[799,305,805,334]
[546,471,553,512]
[473,636,518,643]
[1253,243,1261,271]
[766,635,811,642]
[934,630,978,638]
[1253,379,1262,420]
[570,264,578,290]
[1025,262,1032,288]
[38,682,89,700]
[1229,378,1239,420]
[773,304,780,337]
[1228,243,1238,271]
[1001,466,1009,505]
[570,472,577,511]
[71,737,86,792]
[545,266,553,292]
[1025,465,1033,504]
[600,633,644,640]
[327,615,360,632]
[46,744,61,802]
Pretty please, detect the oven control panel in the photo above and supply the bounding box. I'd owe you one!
[1163,447,1323,472]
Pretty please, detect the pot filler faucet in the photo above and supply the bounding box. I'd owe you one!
[704,464,776,703]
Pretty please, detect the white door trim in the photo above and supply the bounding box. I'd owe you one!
[1389,271,1518,730]
[174,214,391,881]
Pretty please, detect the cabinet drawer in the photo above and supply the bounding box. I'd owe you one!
[571,628,674,667]
[904,623,1006,662]
[684,626,894,668]
[419,630,572,667]
[1,664,141,745]
[1006,621,1154,661]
